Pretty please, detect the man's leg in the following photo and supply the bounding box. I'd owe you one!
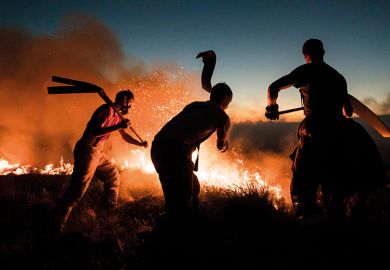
[155,156,194,222]
[291,139,321,219]
[95,153,120,208]
[57,142,101,232]
[192,173,201,213]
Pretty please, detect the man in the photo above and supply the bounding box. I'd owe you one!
[265,39,355,220]
[151,50,232,222]
[57,89,148,232]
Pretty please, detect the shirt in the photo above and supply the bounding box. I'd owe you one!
[290,62,348,120]
[81,104,122,147]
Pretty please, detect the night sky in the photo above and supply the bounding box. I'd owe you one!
[1,0,389,120]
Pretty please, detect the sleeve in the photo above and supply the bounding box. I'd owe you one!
[268,65,305,100]
[289,65,305,88]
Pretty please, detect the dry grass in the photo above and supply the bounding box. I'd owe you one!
[1,174,390,269]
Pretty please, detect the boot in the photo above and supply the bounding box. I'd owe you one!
[53,205,73,234]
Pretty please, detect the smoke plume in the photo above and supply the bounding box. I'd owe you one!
[0,13,199,166]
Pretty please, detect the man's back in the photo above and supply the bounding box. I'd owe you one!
[291,62,348,119]
[156,101,229,146]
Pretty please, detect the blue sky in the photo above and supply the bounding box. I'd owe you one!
[1,0,389,117]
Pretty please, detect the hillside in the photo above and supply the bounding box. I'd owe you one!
[1,173,390,269]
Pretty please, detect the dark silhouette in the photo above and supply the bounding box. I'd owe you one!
[265,39,388,220]
[56,90,148,232]
[151,50,232,222]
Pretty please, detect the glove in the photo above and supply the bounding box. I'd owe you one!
[196,50,216,63]
[217,139,229,152]
[221,141,229,153]
[265,104,279,120]
[118,119,130,129]
[140,140,148,148]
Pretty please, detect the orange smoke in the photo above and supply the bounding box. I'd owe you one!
[0,13,200,165]
[0,13,291,200]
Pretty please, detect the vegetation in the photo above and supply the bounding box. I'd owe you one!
[1,174,390,269]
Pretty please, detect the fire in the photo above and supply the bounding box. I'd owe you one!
[0,158,31,175]
[0,157,73,175]
[115,149,155,174]
[193,144,282,199]
[39,157,74,175]
[0,148,281,200]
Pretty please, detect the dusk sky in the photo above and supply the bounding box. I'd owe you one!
[1,0,389,120]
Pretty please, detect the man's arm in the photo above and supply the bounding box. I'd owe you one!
[343,95,353,117]
[267,74,296,106]
[341,79,353,117]
[196,50,216,93]
[216,115,230,152]
[119,129,148,147]
[93,120,128,136]
[265,74,297,120]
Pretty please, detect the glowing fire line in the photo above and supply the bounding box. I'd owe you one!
[0,157,73,175]
[1,148,282,200]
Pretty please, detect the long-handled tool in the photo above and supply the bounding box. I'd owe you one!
[47,76,146,143]
[277,94,390,138]
[278,107,304,115]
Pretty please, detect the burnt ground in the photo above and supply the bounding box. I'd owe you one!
[1,174,390,269]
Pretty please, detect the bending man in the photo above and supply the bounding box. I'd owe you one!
[151,50,232,222]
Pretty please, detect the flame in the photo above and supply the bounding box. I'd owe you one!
[39,157,74,175]
[193,143,282,199]
[0,157,73,175]
[0,158,32,175]
[112,140,282,200]
[114,149,155,174]
[0,148,281,199]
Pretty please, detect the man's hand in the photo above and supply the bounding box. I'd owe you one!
[140,140,148,148]
[118,119,130,129]
[197,50,216,93]
[217,140,229,152]
[196,50,216,63]
[221,141,229,153]
[265,104,279,120]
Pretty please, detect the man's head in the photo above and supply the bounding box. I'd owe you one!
[302,39,325,62]
[115,89,134,114]
[210,83,233,110]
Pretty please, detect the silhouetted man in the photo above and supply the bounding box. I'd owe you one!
[151,50,232,222]
[57,90,148,232]
[266,39,389,221]
[266,39,354,220]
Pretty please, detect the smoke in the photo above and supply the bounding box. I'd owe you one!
[229,121,299,198]
[363,94,390,115]
[0,13,302,199]
[0,13,199,165]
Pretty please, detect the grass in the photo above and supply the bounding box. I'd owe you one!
[1,174,390,269]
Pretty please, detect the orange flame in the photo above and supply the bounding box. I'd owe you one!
[0,148,281,199]
[0,157,73,175]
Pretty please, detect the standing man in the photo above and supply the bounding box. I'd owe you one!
[265,39,354,220]
[151,50,232,222]
[57,89,148,232]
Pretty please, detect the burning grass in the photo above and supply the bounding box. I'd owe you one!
[1,173,390,269]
